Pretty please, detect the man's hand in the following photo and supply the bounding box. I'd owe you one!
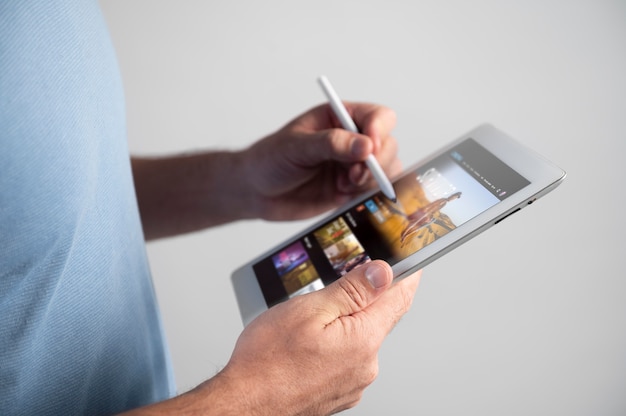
[199,261,421,415]
[133,102,400,239]
[240,102,401,221]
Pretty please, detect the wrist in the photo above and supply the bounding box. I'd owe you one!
[118,369,255,415]
[204,149,258,221]
[190,367,268,416]
[233,144,279,221]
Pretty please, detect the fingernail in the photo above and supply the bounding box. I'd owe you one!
[351,137,368,158]
[365,263,388,289]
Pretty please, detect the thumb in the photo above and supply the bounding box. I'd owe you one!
[312,260,393,322]
[293,130,373,167]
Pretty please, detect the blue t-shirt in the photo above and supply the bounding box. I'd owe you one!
[0,1,176,414]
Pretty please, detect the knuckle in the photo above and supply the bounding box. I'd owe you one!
[326,128,356,159]
[349,394,363,409]
[326,128,345,149]
[377,106,397,125]
[378,136,398,162]
[337,278,369,310]
[360,359,379,387]
[385,287,415,330]
[384,107,398,124]
[384,135,398,152]
[338,394,364,413]
[398,286,415,312]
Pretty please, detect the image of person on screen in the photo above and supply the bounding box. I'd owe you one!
[399,192,462,246]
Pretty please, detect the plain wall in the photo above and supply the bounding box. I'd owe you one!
[100,1,626,414]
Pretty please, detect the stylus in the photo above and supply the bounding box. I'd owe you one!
[317,75,398,202]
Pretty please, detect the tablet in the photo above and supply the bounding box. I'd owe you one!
[231,124,566,326]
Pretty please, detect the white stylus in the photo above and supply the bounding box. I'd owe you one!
[317,75,397,202]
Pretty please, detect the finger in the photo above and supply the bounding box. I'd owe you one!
[343,136,401,192]
[291,129,374,167]
[374,134,403,177]
[346,103,397,153]
[347,162,369,187]
[358,270,422,339]
[310,260,394,324]
[291,103,396,166]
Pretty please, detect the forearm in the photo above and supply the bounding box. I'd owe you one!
[118,371,254,416]
[131,151,255,240]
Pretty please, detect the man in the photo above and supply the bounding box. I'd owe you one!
[0,1,420,414]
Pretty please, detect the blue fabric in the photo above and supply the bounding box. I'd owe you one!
[0,1,176,414]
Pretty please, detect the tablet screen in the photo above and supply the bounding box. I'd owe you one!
[253,138,530,307]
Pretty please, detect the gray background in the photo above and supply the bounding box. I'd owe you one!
[100,1,625,414]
